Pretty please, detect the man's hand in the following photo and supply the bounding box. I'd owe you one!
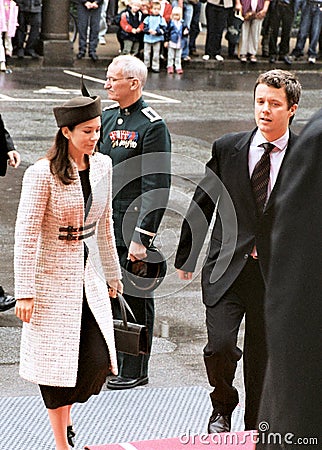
[128,241,147,261]
[15,298,34,323]
[176,269,193,280]
[7,150,21,168]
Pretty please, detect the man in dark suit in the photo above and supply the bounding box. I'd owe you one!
[100,55,171,389]
[175,70,302,432]
[0,114,20,312]
[257,108,322,449]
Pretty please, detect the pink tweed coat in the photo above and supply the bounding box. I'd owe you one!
[14,152,122,387]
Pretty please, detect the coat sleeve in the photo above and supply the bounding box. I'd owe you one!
[14,162,51,299]
[131,120,171,247]
[174,143,223,272]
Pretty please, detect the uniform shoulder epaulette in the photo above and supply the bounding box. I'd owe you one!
[103,104,119,111]
[141,106,162,122]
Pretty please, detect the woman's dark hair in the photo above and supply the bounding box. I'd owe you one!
[46,128,76,185]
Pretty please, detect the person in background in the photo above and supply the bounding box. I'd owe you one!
[100,55,171,390]
[170,0,193,61]
[175,70,301,433]
[268,0,294,65]
[202,0,235,61]
[189,0,201,57]
[143,0,167,72]
[0,113,20,313]
[14,95,122,450]
[15,0,42,59]
[290,0,322,64]
[98,0,109,44]
[239,0,270,63]
[164,6,189,74]
[77,0,103,61]
[0,0,19,72]
[257,108,322,449]
[119,0,144,55]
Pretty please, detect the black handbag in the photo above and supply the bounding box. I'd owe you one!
[113,293,149,356]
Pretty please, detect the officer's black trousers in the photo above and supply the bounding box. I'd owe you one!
[111,246,154,379]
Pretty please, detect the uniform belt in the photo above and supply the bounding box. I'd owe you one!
[58,222,96,241]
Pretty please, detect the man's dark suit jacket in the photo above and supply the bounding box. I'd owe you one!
[175,128,297,307]
[0,114,15,177]
[257,110,322,448]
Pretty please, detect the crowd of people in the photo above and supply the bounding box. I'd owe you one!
[97,0,322,68]
[1,0,321,75]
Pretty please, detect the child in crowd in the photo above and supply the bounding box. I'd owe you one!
[239,0,269,63]
[0,0,19,72]
[143,0,167,72]
[164,6,188,74]
[119,0,144,55]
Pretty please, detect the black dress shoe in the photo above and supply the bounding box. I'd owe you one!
[207,410,231,434]
[67,425,75,447]
[279,55,292,65]
[25,50,40,59]
[77,52,85,60]
[269,56,276,63]
[106,376,148,390]
[89,53,98,62]
[0,287,16,312]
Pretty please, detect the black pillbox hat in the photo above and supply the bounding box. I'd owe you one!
[53,96,101,128]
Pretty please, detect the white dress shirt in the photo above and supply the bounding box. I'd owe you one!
[249,129,289,258]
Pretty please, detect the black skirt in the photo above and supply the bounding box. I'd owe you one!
[39,299,110,409]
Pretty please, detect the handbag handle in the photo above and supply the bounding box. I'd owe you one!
[115,293,137,330]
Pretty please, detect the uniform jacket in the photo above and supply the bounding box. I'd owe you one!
[175,128,297,306]
[100,97,171,249]
[0,114,15,177]
[258,110,322,448]
[15,152,122,386]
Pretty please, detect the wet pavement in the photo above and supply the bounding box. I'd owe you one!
[0,55,321,447]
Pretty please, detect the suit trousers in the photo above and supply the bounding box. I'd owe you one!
[203,258,267,430]
[111,246,154,379]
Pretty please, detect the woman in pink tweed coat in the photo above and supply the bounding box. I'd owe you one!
[14,95,122,450]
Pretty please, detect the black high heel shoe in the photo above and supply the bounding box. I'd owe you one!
[67,425,75,447]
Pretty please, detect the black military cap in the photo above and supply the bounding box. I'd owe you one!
[53,95,101,128]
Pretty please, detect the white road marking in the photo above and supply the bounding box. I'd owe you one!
[0,69,181,104]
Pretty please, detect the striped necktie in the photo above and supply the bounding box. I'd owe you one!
[251,142,275,213]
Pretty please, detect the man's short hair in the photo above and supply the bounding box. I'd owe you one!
[110,55,148,88]
[254,70,302,109]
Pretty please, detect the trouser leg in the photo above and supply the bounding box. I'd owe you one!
[204,292,244,415]
[151,42,161,71]
[77,5,89,54]
[25,12,41,52]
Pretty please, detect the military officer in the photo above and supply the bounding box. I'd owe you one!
[100,55,171,390]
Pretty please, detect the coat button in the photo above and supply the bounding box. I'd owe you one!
[244,254,249,259]
[134,206,138,211]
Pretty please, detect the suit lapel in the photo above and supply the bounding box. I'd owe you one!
[231,129,257,211]
[265,131,297,212]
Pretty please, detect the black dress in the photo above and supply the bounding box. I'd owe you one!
[39,168,110,409]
